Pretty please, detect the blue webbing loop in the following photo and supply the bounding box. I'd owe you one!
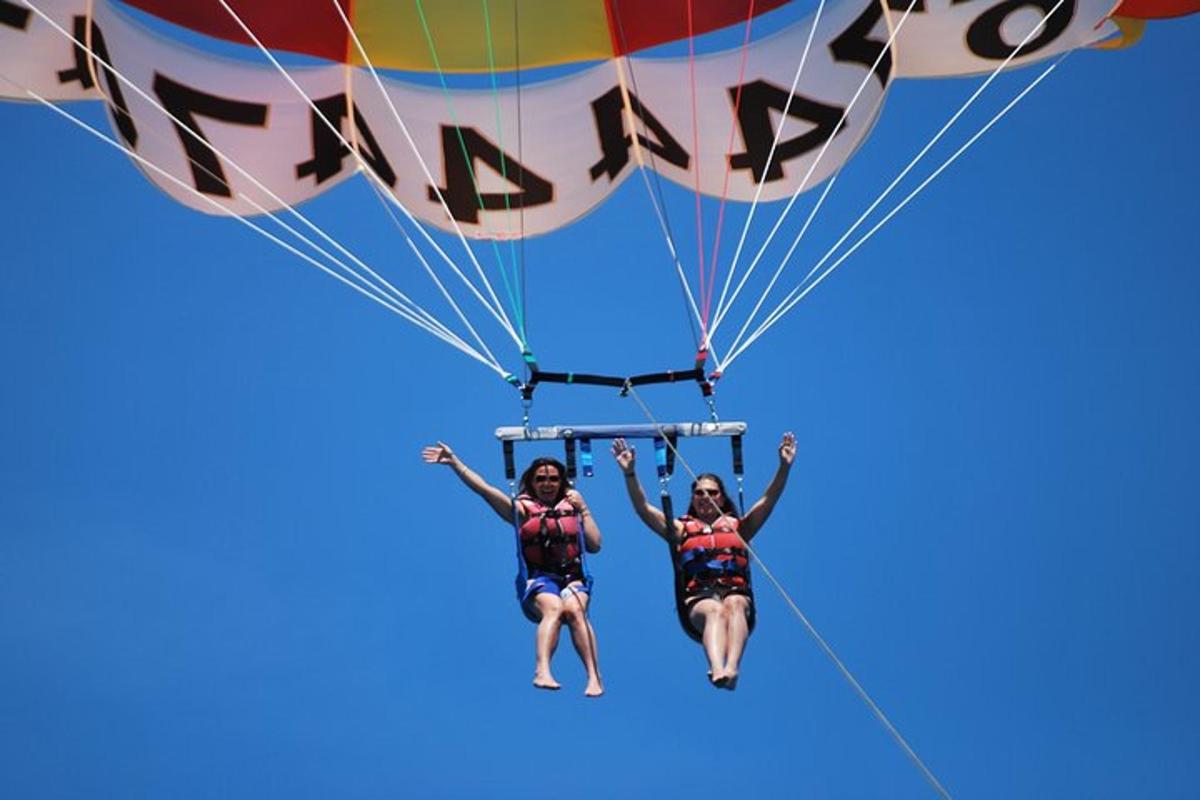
[509,487,528,586]
[580,438,594,478]
[653,437,668,479]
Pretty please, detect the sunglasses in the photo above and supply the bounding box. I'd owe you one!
[532,474,561,483]
[693,488,721,497]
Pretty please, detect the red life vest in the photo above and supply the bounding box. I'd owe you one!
[676,514,750,592]
[517,495,583,580]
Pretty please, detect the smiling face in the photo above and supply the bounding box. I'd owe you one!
[530,464,564,504]
[690,477,725,522]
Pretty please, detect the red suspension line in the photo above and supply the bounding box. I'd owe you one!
[702,0,757,329]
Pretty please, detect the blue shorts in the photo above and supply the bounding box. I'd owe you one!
[517,572,594,623]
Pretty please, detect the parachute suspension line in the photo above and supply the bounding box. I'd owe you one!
[616,62,706,351]
[729,57,1066,367]
[716,168,840,368]
[513,0,530,362]
[622,384,952,800]
[322,0,524,351]
[212,1,524,352]
[411,0,526,342]
[706,0,830,343]
[701,0,758,329]
[11,80,505,374]
[685,1,710,340]
[722,18,1073,370]
[480,0,527,345]
[361,174,508,369]
[20,3,498,369]
[608,2,705,353]
[706,0,919,358]
[341,60,505,369]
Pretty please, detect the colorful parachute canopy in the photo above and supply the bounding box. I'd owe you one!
[0,0,1152,241]
[119,0,796,71]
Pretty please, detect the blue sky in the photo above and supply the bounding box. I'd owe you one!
[1,5,1197,799]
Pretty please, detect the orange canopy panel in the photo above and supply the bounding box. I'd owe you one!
[120,0,795,70]
[1111,0,1200,18]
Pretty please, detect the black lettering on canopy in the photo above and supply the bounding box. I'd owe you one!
[829,0,894,90]
[429,126,553,225]
[0,1,31,30]
[153,74,268,197]
[57,17,137,147]
[728,80,845,183]
[956,0,1075,60]
[296,93,396,187]
[887,0,927,11]
[588,86,689,182]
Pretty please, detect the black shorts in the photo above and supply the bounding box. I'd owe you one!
[677,584,756,643]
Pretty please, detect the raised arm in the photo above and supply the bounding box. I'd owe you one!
[739,432,796,541]
[611,438,673,541]
[422,441,515,523]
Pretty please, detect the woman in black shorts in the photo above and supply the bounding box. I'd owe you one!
[611,432,795,689]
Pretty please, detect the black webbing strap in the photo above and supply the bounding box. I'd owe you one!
[564,438,577,480]
[503,440,516,481]
[660,491,701,643]
[519,364,710,400]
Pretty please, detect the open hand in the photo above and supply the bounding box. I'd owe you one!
[611,438,636,474]
[421,441,457,465]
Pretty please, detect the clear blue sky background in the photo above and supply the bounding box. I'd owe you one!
[1,5,1197,799]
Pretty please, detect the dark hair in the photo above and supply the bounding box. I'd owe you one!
[518,457,570,503]
[687,473,738,517]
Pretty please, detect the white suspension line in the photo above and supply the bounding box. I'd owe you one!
[719,171,840,370]
[636,164,718,357]
[707,0,830,336]
[9,77,507,374]
[725,57,1063,369]
[611,57,716,359]
[720,0,1070,364]
[209,0,522,350]
[706,0,919,350]
[722,5,1070,368]
[323,0,524,343]
[623,382,952,799]
[362,174,506,369]
[21,0,491,363]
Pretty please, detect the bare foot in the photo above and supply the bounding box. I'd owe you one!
[533,673,561,691]
[584,680,605,698]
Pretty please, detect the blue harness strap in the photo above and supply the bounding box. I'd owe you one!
[510,494,529,586]
[580,438,594,478]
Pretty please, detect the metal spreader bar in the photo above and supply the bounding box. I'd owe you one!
[497,422,747,481]
[495,422,746,442]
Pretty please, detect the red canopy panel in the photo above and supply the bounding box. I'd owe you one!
[1111,0,1200,18]
[606,0,796,54]
[118,0,796,68]
[122,0,353,64]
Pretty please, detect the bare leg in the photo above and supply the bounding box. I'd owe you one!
[721,594,752,690]
[688,598,728,686]
[562,587,604,697]
[532,593,563,690]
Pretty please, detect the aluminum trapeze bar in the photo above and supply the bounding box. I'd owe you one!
[495,421,747,442]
